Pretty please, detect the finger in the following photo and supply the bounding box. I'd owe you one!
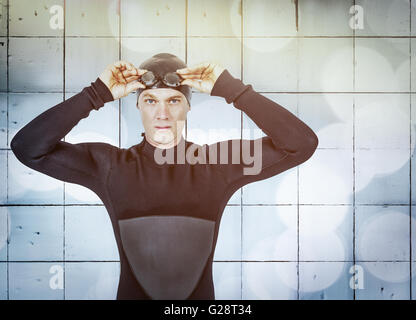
[125,75,139,82]
[137,68,148,75]
[177,61,210,74]
[126,80,145,92]
[122,68,138,77]
[181,79,203,91]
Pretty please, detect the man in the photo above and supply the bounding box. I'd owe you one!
[11,53,318,300]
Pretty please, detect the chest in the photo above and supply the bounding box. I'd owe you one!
[107,158,223,220]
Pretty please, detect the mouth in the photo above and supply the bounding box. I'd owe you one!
[155,126,171,130]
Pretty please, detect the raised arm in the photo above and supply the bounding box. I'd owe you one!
[209,69,318,190]
[10,60,147,191]
[177,63,318,192]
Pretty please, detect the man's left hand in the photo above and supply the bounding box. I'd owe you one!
[176,62,225,94]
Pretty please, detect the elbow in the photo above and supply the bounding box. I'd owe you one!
[10,134,32,163]
[296,133,319,164]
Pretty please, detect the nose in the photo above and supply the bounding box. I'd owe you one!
[156,101,170,120]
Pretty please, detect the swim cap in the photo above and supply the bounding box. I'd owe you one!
[136,53,192,107]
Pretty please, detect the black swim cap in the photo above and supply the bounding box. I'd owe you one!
[136,53,192,107]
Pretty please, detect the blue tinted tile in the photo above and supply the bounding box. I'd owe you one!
[214,206,241,261]
[65,206,119,261]
[9,38,63,92]
[0,150,5,204]
[9,262,64,300]
[299,149,353,205]
[242,262,298,299]
[213,262,241,300]
[242,206,297,261]
[0,207,9,261]
[65,262,120,300]
[300,206,353,261]
[299,262,354,300]
[355,149,410,205]
[0,0,6,37]
[0,262,6,299]
[356,262,410,300]
[298,94,353,149]
[8,206,63,261]
[0,94,6,147]
[356,205,410,261]
[65,38,118,93]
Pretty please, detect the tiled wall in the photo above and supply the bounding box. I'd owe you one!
[0,0,415,300]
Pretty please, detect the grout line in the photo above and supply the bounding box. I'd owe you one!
[62,0,66,300]
[352,0,356,300]
[296,31,300,300]
[185,0,188,139]
[240,0,244,300]
[118,0,121,148]
[409,0,413,301]
[5,0,9,301]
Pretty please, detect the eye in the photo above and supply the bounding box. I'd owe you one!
[169,98,180,104]
[144,98,156,104]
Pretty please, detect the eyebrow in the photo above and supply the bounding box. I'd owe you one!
[142,93,183,100]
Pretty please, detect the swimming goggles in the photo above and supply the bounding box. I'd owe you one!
[140,71,183,88]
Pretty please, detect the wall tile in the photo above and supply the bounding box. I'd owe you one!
[213,262,241,300]
[412,206,416,261]
[300,206,353,261]
[242,262,298,299]
[298,94,353,149]
[356,262,410,299]
[0,0,7,37]
[299,38,353,92]
[187,37,241,78]
[121,0,185,37]
[355,149,410,205]
[0,262,6,299]
[355,38,410,92]
[356,205,410,261]
[242,206,297,261]
[9,0,64,36]
[9,38,63,92]
[121,37,185,68]
[8,151,64,204]
[355,0,410,36]
[243,38,297,92]
[65,38,118,93]
[243,0,297,36]
[299,262,354,300]
[9,262,64,299]
[299,149,353,205]
[355,94,410,149]
[65,206,119,261]
[0,207,8,261]
[214,206,241,261]
[0,150,5,204]
[0,37,6,91]
[0,93,6,147]
[298,0,354,36]
[65,262,120,299]
[8,206,63,261]
[65,0,119,37]
[188,0,241,37]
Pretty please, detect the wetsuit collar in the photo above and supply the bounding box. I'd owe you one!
[140,133,188,164]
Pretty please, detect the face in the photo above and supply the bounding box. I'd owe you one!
[137,88,190,148]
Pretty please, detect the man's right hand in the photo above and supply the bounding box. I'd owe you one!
[99,60,147,100]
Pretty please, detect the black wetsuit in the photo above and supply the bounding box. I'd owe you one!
[10,70,318,300]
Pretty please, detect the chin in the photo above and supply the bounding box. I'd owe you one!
[153,130,175,144]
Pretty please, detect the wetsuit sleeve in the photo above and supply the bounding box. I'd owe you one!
[209,69,318,191]
[10,77,117,190]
